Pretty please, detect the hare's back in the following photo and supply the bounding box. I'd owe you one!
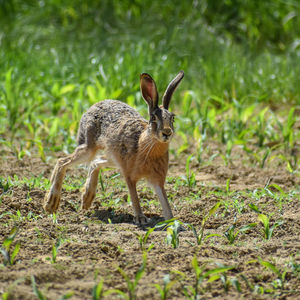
[77,100,143,146]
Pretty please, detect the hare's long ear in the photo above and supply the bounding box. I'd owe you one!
[140,73,159,114]
[162,71,184,110]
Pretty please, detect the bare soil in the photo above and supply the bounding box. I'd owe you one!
[0,146,299,299]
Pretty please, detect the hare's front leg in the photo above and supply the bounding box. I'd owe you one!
[44,144,93,213]
[125,178,150,225]
[81,156,110,210]
[153,184,173,220]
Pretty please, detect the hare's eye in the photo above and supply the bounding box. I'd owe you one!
[171,115,175,122]
[150,114,156,122]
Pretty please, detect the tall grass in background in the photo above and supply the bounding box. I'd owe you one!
[0,0,299,164]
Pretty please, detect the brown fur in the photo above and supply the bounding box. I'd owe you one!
[44,71,184,224]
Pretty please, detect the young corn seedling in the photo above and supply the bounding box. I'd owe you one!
[288,257,300,279]
[155,219,183,249]
[165,220,182,249]
[118,253,147,300]
[182,154,196,188]
[92,277,123,300]
[193,126,206,164]
[248,203,284,240]
[257,214,283,240]
[184,255,234,298]
[224,222,257,245]
[175,131,189,158]
[260,148,270,168]
[92,278,105,300]
[258,258,287,289]
[59,292,74,300]
[154,274,176,300]
[219,272,242,293]
[280,107,295,150]
[187,202,221,245]
[51,238,64,263]
[248,202,262,214]
[99,170,106,192]
[31,276,47,300]
[2,291,10,300]
[134,226,155,252]
[0,227,21,266]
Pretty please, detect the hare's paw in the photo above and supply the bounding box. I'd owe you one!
[81,189,96,210]
[43,191,60,213]
[134,214,151,225]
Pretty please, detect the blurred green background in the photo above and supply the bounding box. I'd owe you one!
[0,0,299,163]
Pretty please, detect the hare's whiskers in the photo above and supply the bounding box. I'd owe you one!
[139,137,153,155]
[144,140,156,161]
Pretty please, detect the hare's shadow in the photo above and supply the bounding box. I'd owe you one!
[91,208,164,230]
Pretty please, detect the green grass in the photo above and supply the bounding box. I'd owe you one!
[0,1,300,167]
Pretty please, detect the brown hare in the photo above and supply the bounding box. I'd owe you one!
[44,71,184,224]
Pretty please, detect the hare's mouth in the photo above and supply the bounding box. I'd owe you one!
[161,133,172,142]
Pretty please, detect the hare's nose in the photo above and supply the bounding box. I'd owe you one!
[162,128,172,137]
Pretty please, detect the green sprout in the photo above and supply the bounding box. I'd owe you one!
[154,274,176,300]
[184,256,234,298]
[258,258,287,289]
[182,155,196,188]
[51,238,64,264]
[134,226,155,252]
[0,227,21,266]
[31,276,47,300]
[118,253,147,300]
[257,214,283,240]
[187,202,221,245]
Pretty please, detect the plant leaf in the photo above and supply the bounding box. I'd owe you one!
[248,203,261,213]
[258,258,281,277]
[208,202,221,217]
[10,242,20,265]
[203,266,234,278]
[92,278,104,300]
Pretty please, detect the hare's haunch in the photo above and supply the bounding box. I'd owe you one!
[44,71,184,224]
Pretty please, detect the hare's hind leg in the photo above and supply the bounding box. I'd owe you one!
[44,144,95,213]
[81,156,110,210]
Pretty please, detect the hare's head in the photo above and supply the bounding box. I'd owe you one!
[140,71,184,143]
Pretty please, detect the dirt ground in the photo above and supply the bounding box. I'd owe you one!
[0,145,299,299]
